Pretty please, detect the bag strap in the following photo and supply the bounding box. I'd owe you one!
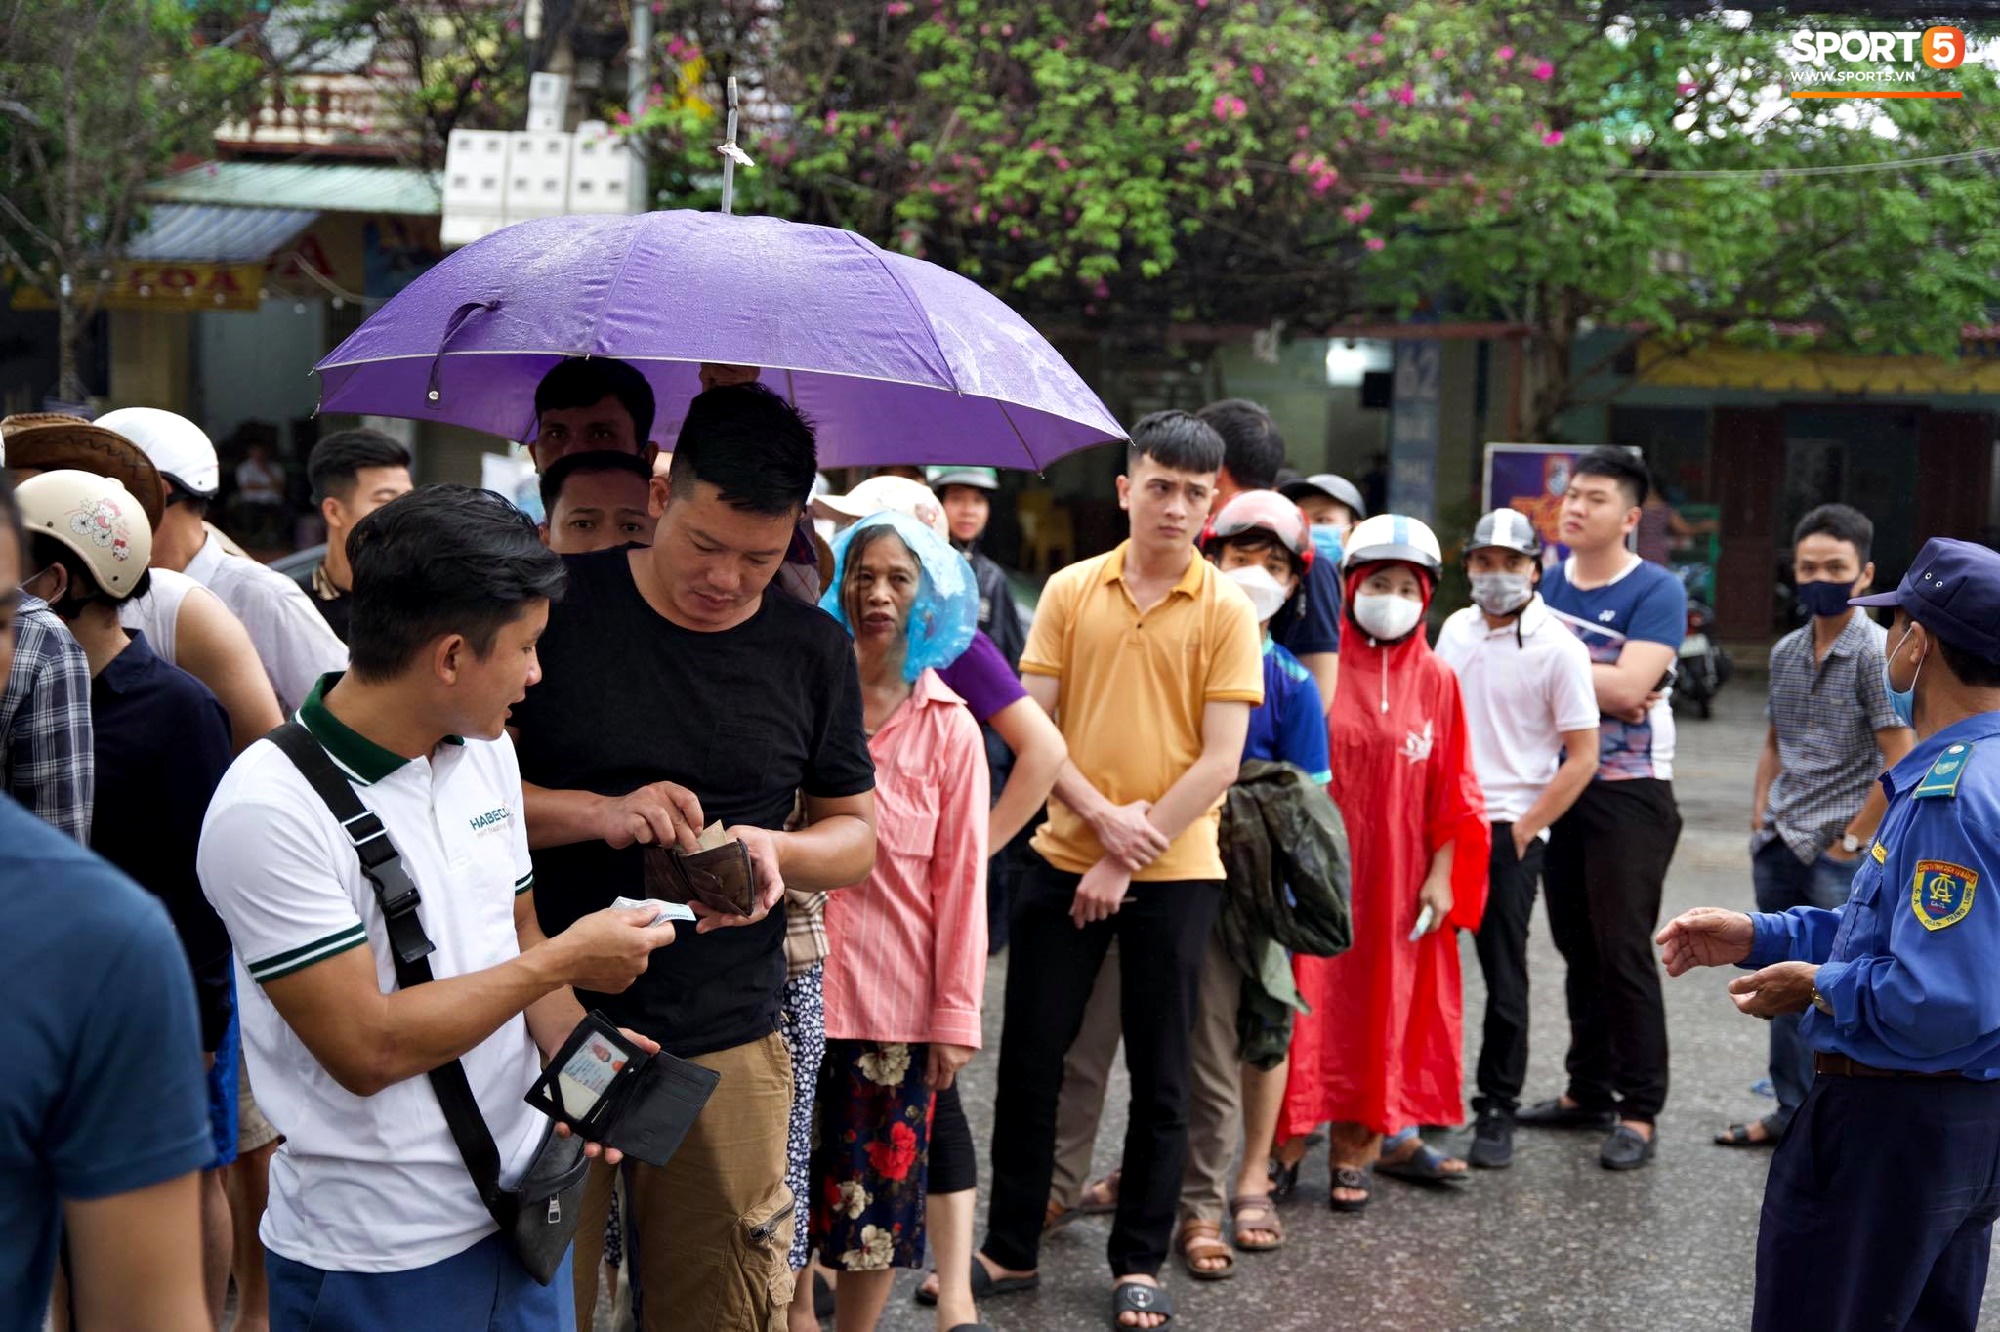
[265,721,514,1226]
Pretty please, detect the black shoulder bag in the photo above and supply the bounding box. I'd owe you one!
[267,722,588,1286]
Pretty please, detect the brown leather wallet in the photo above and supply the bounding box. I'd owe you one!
[641,840,757,917]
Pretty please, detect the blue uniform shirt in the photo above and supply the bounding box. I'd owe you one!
[1271,555,1342,661]
[1748,710,2000,1076]
[0,794,211,1326]
[1245,638,1331,785]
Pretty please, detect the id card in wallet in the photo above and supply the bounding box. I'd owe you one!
[525,1012,722,1168]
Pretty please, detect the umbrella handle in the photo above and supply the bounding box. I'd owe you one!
[426,300,499,405]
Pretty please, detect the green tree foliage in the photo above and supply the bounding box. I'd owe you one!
[0,0,360,397]
[629,1,2000,438]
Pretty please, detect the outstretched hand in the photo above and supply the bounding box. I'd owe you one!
[1656,907,1755,977]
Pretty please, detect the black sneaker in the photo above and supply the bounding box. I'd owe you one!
[1600,1124,1658,1171]
[1517,1097,1618,1130]
[1467,1108,1515,1169]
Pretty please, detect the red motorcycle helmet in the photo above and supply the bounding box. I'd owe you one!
[1200,489,1314,569]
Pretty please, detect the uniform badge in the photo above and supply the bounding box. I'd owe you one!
[1911,860,1978,931]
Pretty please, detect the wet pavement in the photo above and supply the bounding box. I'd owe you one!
[858,678,2000,1331]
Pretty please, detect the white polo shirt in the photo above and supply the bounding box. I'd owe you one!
[1435,596,1600,828]
[198,675,545,1273]
[186,531,349,714]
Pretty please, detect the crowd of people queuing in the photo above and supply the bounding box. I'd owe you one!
[4,349,1997,1332]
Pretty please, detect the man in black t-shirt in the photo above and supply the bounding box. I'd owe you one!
[511,383,876,1332]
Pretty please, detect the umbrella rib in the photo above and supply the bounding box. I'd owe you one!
[994,400,1040,473]
[837,231,962,395]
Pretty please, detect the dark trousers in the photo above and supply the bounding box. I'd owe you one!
[1473,825,1546,1115]
[1755,1075,2000,1331]
[1542,778,1682,1123]
[1750,841,1858,1130]
[982,854,1221,1278]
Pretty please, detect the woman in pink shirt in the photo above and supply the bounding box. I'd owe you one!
[811,509,989,1332]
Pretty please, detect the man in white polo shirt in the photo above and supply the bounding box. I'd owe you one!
[95,407,348,713]
[199,485,678,1330]
[1435,508,1600,1170]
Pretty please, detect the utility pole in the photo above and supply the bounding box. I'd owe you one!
[627,0,650,214]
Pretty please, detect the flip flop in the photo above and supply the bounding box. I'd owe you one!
[1375,1140,1471,1188]
[1110,1279,1175,1328]
[1175,1220,1234,1282]
[1228,1194,1284,1252]
[1715,1118,1784,1147]
[969,1255,1039,1299]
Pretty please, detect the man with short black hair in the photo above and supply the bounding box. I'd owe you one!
[981,411,1262,1330]
[1521,447,1688,1170]
[513,383,877,1331]
[538,452,655,556]
[0,471,214,1332]
[199,485,678,1328]
[1723,503,1911,1148]
[1198,398,1340,706]
[300,429,414,642]
[530,358,660,473]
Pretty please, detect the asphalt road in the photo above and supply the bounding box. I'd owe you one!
[856,678,2000,1332]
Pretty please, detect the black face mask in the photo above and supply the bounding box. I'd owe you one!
[1797,579,1856,620]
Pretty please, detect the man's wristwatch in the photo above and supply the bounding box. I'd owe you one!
[1840,833,1863,856]
[1811,985,1834,1017]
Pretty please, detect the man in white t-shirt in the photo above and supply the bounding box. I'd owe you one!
[198,485,678,1329]
[95,407,348,713]
[1435,509,1600,1171]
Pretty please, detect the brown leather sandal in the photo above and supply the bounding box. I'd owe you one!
[1229,1194,1285,1251]
[1176,1219,1235,1281]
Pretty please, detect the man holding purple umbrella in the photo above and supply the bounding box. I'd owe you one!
[512,383,878,1331]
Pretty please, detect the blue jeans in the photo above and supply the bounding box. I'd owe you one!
[268,1232,574,1332]
[1751,840,1858,1130]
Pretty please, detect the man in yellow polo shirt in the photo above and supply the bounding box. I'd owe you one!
[978,411,1263,1331]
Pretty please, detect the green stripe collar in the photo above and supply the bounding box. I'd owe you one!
[297,673,409,786]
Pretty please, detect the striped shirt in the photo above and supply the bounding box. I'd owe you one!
[0,595,93,842]
[821,669,990,1048]
[1756,610,1905,865]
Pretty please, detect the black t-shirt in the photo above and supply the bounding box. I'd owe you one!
[312,588,353,644]
[90,632,236,1051]
[511,548,875,1058]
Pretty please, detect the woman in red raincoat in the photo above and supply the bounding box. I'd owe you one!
[1276,515,1488,1212]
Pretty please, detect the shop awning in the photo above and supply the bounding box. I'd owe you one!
[125,205,319,264]
[147,162,441,217]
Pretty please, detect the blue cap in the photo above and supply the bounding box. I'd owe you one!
[1852,537,2000,663]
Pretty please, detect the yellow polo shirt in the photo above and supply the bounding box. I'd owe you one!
[1023,542,1264,881]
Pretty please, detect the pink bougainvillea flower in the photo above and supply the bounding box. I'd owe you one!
[1252,64,1266,85]
[823,111,839,133]
[1150,21,1172,45]
[614,110,632,126]
[1369,31,1385,45]
[1090,10,1110,30]
[1533,60,1554,80]
[1296,123,1311,139]
[1496,44,1515,62]
[1677,81,1698,94]
[886,0,911,15]
[1365,237,1387,251]
[1543,130,1564,145]
[1351,101,1372,118]
[1394,82,1415,106]
[1186,138,1203,154]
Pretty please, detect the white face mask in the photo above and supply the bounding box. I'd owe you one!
[1469,571,1534,617]
[1225,564,1291,624]
[1353,592,1424,641]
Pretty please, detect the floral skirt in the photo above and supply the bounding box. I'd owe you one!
[810,1038,933,1271]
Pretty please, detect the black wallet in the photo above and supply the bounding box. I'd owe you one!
[524,1012,721,1169]
[642,839,758,916]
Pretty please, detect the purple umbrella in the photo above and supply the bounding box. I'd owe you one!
[313,210,1125,469]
